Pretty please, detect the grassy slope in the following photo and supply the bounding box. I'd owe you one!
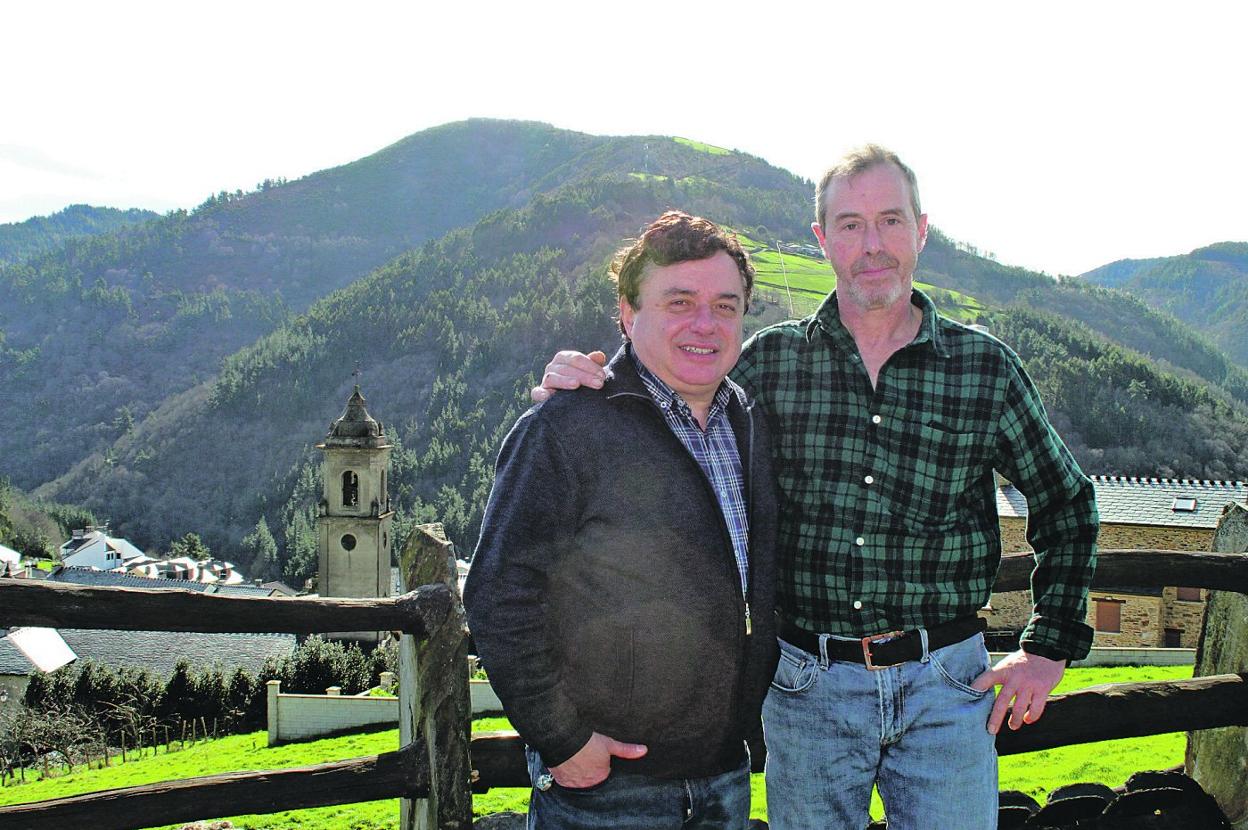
[0,666,1193,827]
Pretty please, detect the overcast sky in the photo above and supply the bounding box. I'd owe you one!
[2,1,1244,276]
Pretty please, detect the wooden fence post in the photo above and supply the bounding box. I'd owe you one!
[399,523,472,830]
[1188,502,1248,829]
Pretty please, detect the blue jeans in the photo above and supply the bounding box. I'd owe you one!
[525,746,751,830]
[762,631,998,830]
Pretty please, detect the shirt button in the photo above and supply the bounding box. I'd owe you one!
[855,537,865,546]
[872,415,882,425]
[853,600,863,610]
[864,475,875,485]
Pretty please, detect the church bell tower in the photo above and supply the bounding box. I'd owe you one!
[316,385,393,603]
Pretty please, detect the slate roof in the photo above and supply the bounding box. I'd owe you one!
[47,566,213,592]
[47,566,273,597]
[0,635,36,674]
[57,629,296,676]
[997,475,1248,529]
[2,627,76,673]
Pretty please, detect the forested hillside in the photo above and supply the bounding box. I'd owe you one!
[0,120,811,494]
[30,172,813,581]
[1080,242,1248,366]
[8,120,1248,584]
[0,204,157,265]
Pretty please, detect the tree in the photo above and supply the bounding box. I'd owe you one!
[170,531,211,561]
[241,517,279,582]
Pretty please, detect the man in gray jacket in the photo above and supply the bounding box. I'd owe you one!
[465,211,779,830]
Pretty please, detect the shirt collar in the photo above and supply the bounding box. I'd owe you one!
[805,287,950,359]
[627,344,739,421]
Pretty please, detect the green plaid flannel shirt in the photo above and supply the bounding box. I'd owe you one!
[733,289,1098,660]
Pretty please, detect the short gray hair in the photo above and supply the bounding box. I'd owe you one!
[814,144,921,229]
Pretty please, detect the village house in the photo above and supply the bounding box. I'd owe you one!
[58,525,145,570]
[988,475,1248,648]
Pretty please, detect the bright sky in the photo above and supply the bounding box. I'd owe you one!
[2,1,1244,276]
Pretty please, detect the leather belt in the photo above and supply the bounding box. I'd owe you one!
[779,615,987,670]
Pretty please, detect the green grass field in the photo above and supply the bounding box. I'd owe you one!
[673,136,731,155]
[0,665,1193,827]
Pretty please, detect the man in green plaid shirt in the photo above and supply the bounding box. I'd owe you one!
[534,146,1098,829]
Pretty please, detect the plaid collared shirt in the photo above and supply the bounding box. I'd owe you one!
[733,289,1099,660]
[630,348,751,595]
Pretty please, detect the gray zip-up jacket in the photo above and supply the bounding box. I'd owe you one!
[465,347,780,779]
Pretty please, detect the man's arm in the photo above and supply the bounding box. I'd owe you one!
[973,352,1098,733]
[530,350,607,402]
[463,408,645,783]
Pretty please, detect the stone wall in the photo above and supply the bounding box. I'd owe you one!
[1087,591,1163,647]
[1187,503,1248,829]
[265,677,504,746]
[1162,587,1207,648]
[994,517,1213,648]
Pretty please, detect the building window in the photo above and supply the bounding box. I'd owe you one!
[341,534,357,552]
[1164,628,1182,648]
[1095,599,1122,633]
[342,471,359,507]
[1176,586,1202,602]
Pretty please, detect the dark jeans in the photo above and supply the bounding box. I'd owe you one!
[525,746,751,830]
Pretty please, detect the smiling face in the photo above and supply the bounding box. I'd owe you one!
[619,250,745,409]
[812,162,929,313]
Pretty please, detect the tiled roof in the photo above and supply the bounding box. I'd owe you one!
[203,583,277,598]
[48,566,212,591]
[58,629,296,677]
[3,627,76,672]
[997,475,1248,529]
[0,636,36,674]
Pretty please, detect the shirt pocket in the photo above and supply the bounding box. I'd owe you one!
[878,416,990,529]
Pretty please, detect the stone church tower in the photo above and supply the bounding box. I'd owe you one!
[316,386,393,602]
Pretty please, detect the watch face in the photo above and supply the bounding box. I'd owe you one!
[340,533,357,552]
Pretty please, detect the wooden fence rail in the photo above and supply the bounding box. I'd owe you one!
[0,578,454,636]
[994,548,1248,594]
[0,743,425,830]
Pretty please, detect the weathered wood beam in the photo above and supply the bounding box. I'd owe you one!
[996,673,1248,755]
[0,743,426,830]
[399,523,473,830]
[467,676,1248,790]
[0,579,452,636]
[994,549,1248,594]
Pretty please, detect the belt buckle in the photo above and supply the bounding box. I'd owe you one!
[861,630,906,671]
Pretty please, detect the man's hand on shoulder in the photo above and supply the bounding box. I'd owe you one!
[548,731,648,788]
[530,350,608,403]
[971,649,1067,735]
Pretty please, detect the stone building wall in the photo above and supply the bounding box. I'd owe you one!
[992,518,1212,648]
[1162,587,1207,648]
[1086,591,1163,647]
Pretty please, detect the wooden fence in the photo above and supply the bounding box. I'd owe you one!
[0,523,471,830]
[2,534,1248,828]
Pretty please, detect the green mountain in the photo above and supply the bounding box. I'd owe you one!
[0,120,812,495]
[8,120,1248,584]
[1080,242,1248,366]
[0,205,158,265]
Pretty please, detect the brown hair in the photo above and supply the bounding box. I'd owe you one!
[610,211,755,336]
[814,144,922,230]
